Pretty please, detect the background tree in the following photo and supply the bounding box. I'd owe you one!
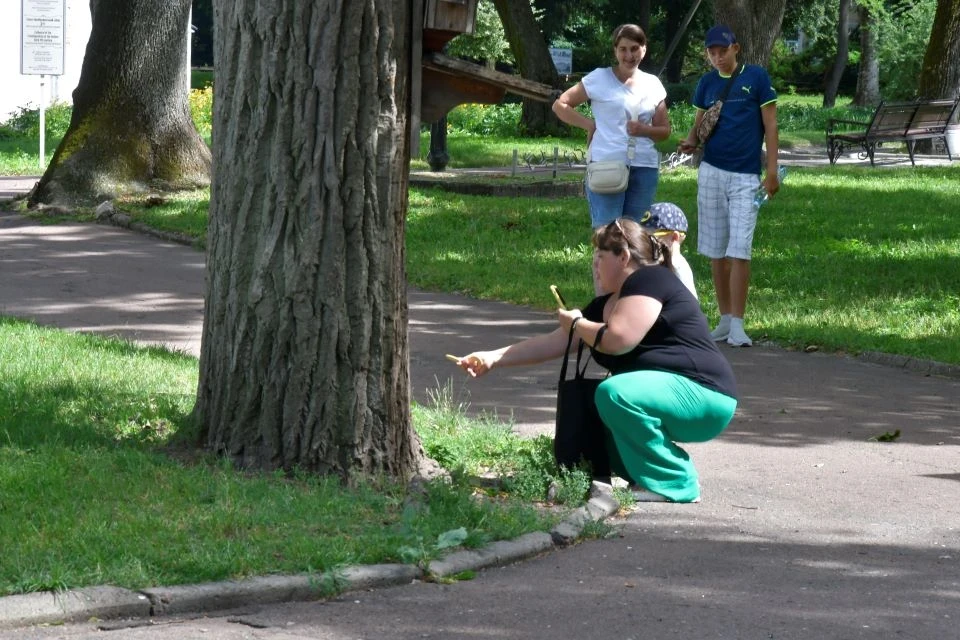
[660,0,704,84]
[711,0,789,66]
[823,0,852,107]
[446,0,513,69]
[490,0,561,135]
[913,0,960,154]
[193,0,422,479]
[29,0,210,207]
[854,2,881,105]
[918,0,960,99]
[870,0,935,100]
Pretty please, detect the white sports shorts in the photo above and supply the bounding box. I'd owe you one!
[696,161,761,260]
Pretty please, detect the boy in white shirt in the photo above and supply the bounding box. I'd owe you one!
[640,202,697,299]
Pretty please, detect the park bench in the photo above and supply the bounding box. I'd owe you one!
[826,97,960,166]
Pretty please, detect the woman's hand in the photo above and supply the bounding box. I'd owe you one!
[557,308,583,334]
[453,352,498,378]
[626,120,645,137]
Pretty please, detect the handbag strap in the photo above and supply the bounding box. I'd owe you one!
[559,323,592,383]
[586,140,635,165]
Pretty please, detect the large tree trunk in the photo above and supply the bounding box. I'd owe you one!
[29,0,210,207]
[854,4,881,106]
[490,0,560,136]
[823,0,852,108]
[918,0,960,99]
[194,0,422,480]
[712,0,788,66]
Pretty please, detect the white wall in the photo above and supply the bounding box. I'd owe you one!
[0,0,91,121]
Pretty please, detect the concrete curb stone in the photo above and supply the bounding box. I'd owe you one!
[858,350,960,379]
[0,484,624,629]
[0,586,151,629]
[141,564,421,617]
[428,532,555,578]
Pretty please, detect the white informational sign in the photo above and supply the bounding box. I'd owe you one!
[21,0,66,76]
[549,47,573,75]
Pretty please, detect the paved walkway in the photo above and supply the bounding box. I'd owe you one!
[0,181,959,638]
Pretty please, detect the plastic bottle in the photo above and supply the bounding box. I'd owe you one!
[753,165,788,210]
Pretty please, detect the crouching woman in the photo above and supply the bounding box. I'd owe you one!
[454,218,737,503]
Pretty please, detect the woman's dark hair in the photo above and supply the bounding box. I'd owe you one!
[612,24,647,47]
[592,218,672,271]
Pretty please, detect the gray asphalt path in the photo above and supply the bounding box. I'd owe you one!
[0,197,958,639]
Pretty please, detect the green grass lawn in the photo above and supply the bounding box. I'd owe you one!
[404,164,960,364]
[0,318,571,596]
[110,162,960,365]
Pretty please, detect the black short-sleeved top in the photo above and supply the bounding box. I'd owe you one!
[582,265,738,399]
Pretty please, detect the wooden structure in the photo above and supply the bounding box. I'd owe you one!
[421,52,560,123]
[423,0,478,52]
[412,0,558,143]
[826,98,960,166]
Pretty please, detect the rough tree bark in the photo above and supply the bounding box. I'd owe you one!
[491,0,560,135]
[193,0,422,480]
[918,0,960,99]
[29,0,210,207]
[824,0,852,108]
[854,4,881,106]
[712,0,788,67]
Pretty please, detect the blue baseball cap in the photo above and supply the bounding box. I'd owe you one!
[704,25,736,48]
[640,202,688,233]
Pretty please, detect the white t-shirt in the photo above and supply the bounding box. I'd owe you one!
[582,67,667,169]
[670,250,697,299]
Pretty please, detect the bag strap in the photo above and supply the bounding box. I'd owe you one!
[586,138,636,164]
[716,64,743,104]
[559,323,593,384]
[559,323,576,383]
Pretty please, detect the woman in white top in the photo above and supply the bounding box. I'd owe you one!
[553,24,671,231]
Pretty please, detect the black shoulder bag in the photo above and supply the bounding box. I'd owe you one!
[554,323,611,478]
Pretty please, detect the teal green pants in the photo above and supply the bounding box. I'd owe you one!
[594,370,737,502]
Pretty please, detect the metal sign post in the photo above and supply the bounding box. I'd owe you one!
[21,0,66,169]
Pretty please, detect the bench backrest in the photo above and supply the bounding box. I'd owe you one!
[868,102,919,137]
[909,98,959,134]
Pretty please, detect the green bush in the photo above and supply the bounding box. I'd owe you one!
[445,103,524,137]
[437,97,868,142]
[778,102,874,131]
[189,86,214,140]
[668,102,697,136]
[876,0,937,100]
[0,101,72,141]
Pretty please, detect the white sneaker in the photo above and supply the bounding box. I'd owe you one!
[726,326,753,347]
[710,325,730,341]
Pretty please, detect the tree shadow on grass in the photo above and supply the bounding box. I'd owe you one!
[0,378,195,450]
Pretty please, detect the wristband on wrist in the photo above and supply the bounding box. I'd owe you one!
[571,317,581,333]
